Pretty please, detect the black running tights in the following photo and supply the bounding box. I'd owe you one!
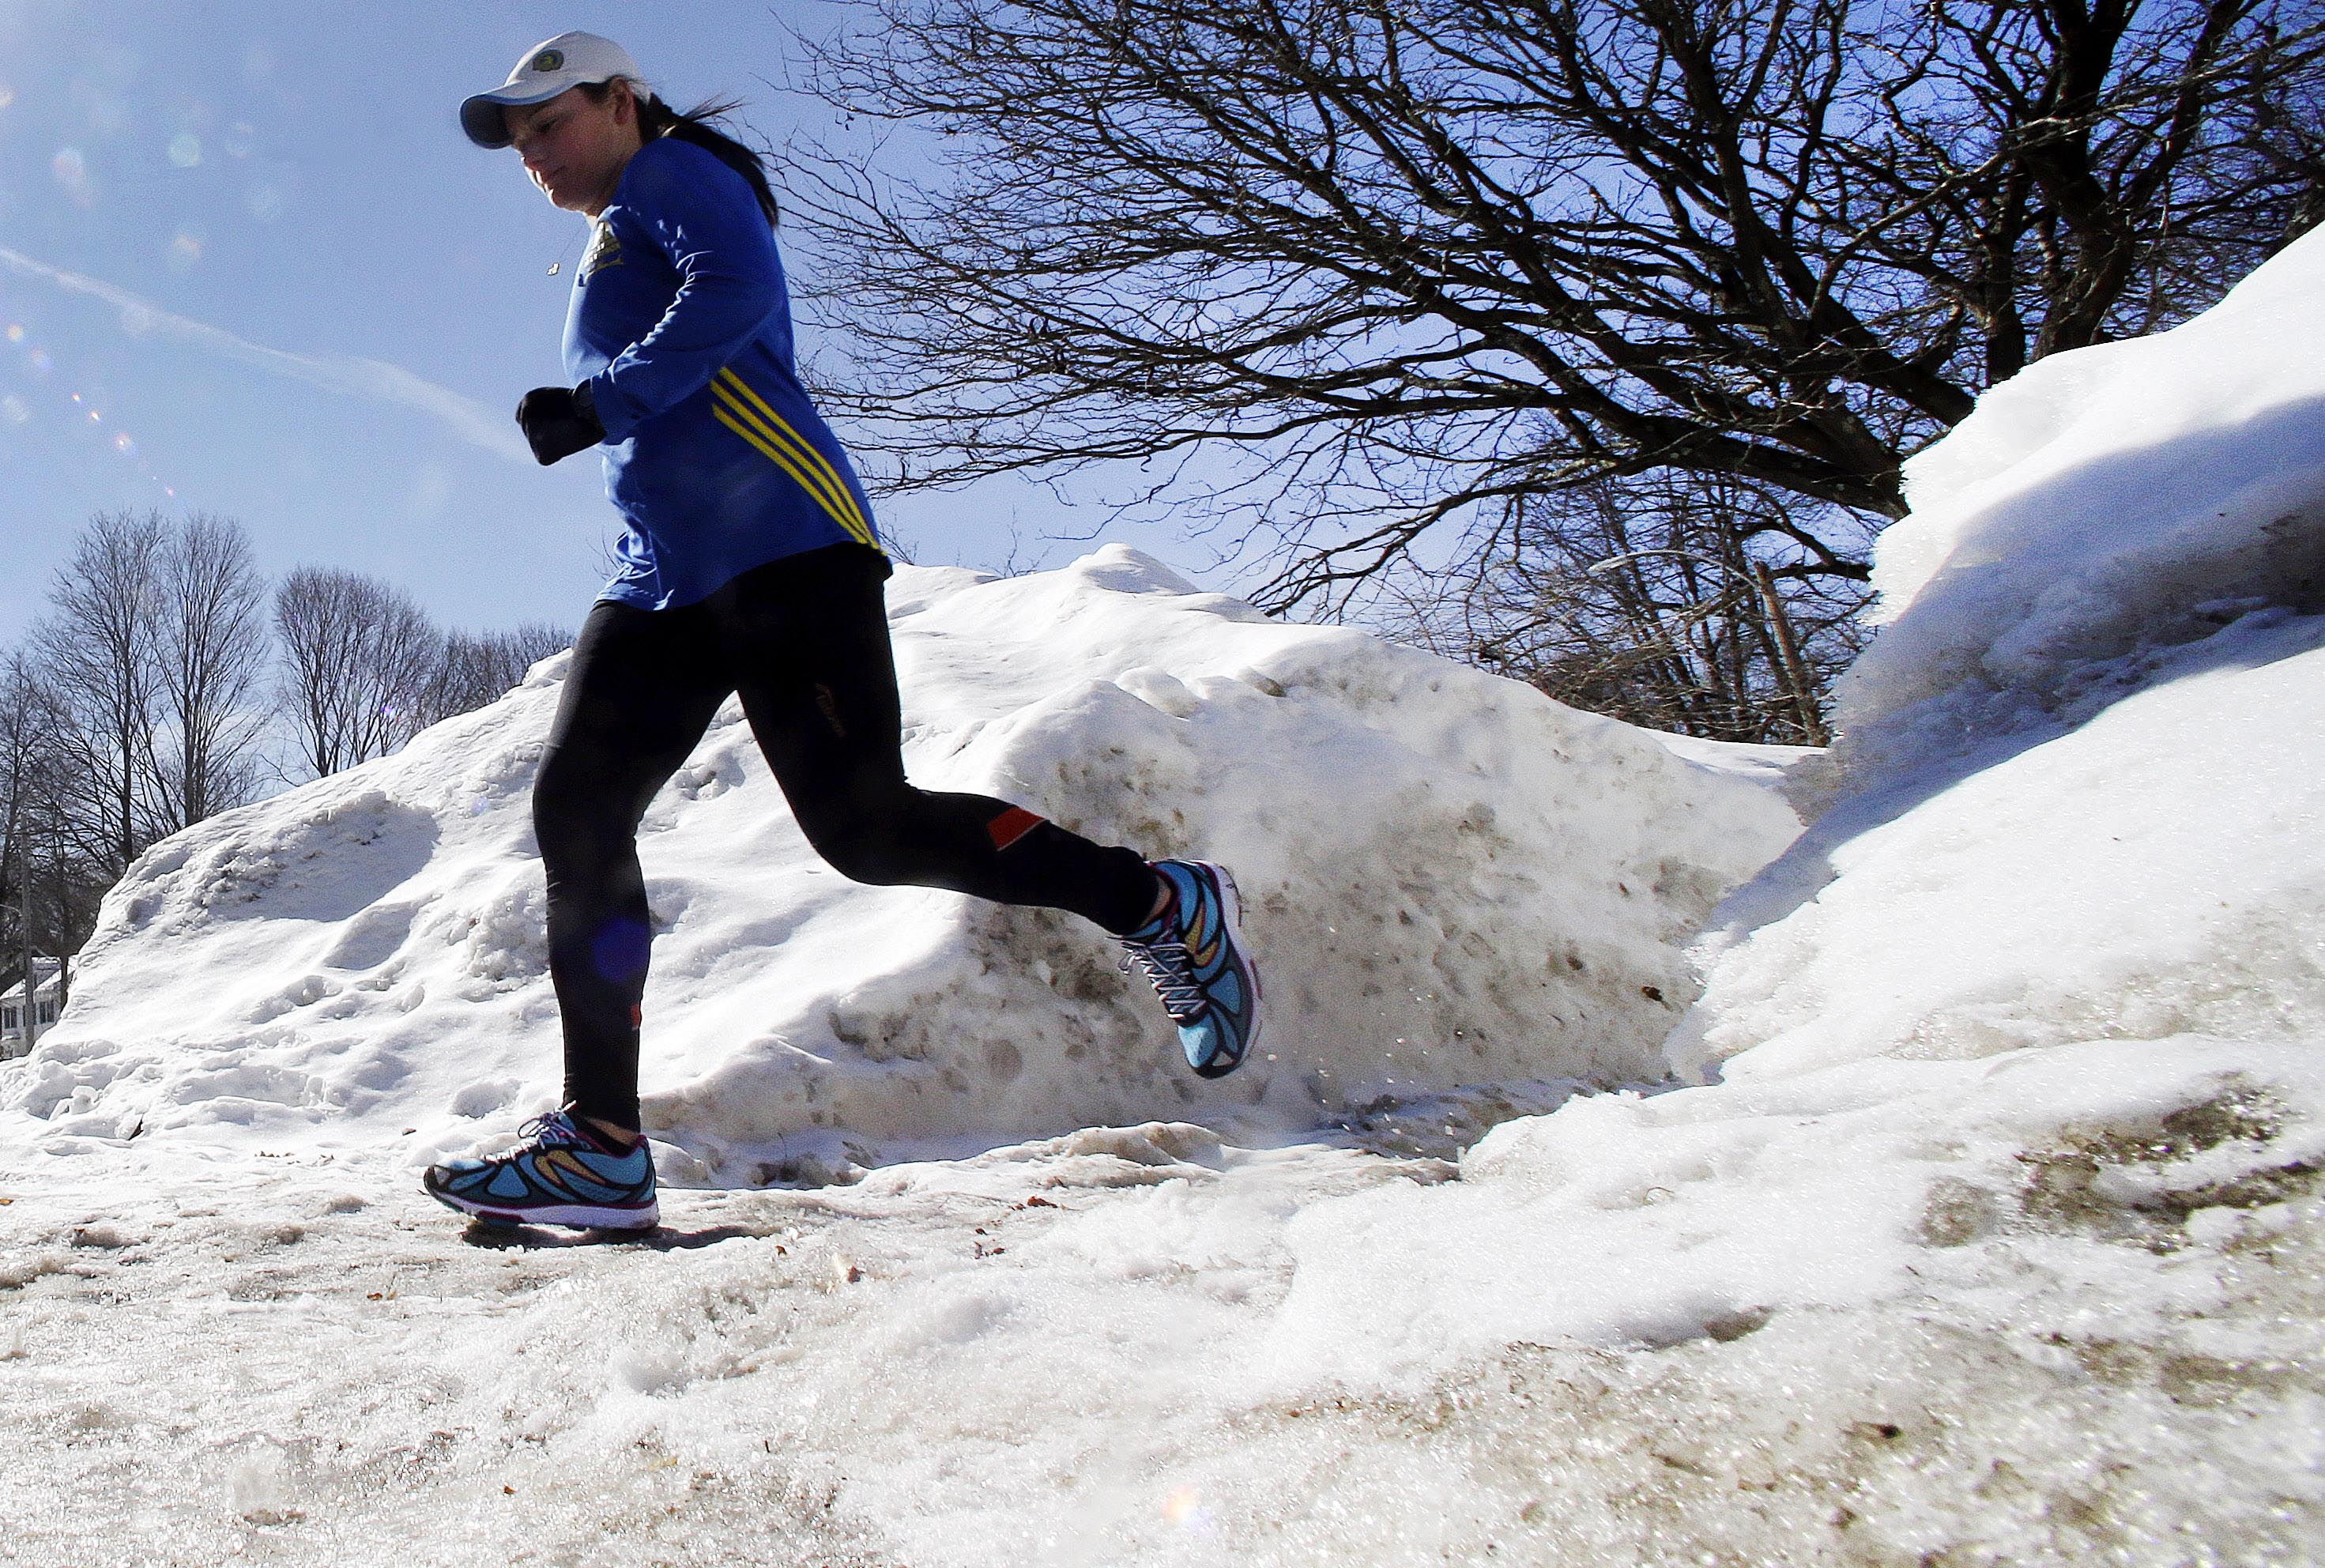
[533,544,1161,1130]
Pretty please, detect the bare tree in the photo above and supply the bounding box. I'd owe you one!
[0,653,105,1042]
[0,656,57,1049]
[273,568,444,780]
[418,622,571,727]
[788,0,2325,612]
[1381,476,1873,741]
[9,510,266,978]
[152,514,269,832]
[32,511,165,873]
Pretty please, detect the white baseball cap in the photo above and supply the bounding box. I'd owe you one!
[460,32,648,149]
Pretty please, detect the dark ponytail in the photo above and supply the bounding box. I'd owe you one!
[582,81,779,226]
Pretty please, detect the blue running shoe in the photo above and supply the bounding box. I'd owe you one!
[1119,859,1262,1077]
[422,1109,659,1230]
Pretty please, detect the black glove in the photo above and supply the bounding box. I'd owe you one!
[514,383,605,466]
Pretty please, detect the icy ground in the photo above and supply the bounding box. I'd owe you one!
[4,1043,2322,1566]
[9,233,2325,1566]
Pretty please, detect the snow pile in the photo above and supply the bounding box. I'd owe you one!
[1839,224,2325,750]
[1669,606,2325,1080]
[1672,228,2325,1084]
[3,545,1796,1178]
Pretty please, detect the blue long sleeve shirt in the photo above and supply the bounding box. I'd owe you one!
[563,136,883,610]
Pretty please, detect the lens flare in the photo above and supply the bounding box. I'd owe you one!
[82,93,126,135]
[168,133,202,168]
[0,85,16,111]
[112,432,135,455]
[1,394,27,424]
[5,324,22,343]
[1159,1485,1215,1531]
[168,231,203,270]
[51,147,92,203]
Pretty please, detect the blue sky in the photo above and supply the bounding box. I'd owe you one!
[0,0,1150,646]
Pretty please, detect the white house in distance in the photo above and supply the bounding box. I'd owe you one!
[1,958,62,1057]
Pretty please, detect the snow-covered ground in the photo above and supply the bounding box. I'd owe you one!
[7,232,2325,1564]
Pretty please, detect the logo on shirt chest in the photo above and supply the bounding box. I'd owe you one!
[581,220,624,279]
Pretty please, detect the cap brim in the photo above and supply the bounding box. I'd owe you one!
[459,80,597,149]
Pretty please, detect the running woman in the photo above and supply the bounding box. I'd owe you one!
[423,34,1260,1231]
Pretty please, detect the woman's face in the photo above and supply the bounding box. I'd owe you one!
[505,83,639,217]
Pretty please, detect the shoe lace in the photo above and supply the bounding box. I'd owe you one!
[1120,937,1208,1023]
[514,1112,584,1151]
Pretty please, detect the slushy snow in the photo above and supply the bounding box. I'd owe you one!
[6,225,2325,1563]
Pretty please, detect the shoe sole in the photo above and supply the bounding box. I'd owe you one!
[424,1180,660,1231]
[1192,861,1261,1078]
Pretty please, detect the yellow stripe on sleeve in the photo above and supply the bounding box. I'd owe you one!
[711,370,874,539]
[708,383,868,539]
[710,405,876,548]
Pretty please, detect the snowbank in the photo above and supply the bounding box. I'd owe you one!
[1839,224,2325,751]
[1669,606,2325,1080]
[1669,228,2325,1086]
[2,546,1796,1178]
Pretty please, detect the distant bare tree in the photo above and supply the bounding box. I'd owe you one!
[273,568,443,780]
[32,511,165,873]
[0,649,109,1005]
[9,509,267,971]
[0,655,63,1041]
[152,514,269,831]
[419,622,571,727]
[1381,476,1873,742]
